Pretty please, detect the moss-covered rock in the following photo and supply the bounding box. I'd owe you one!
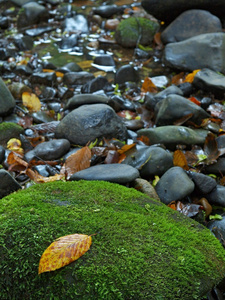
[115,17,159,48]
[0,180,225,299]
[0,122,24,147]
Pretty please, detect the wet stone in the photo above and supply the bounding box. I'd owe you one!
[92,5,125,18]
[55,104,127,146]
[24,138,70,162]
[187,171,217,194]
[122,145,173,178]
[0,16,9,29]
[25,26,55,37]
[163,33,225,73]
[30,72,57,86]
[115,65,139,84]
[207,214,225,245]
[0,77,16,116]
[31,112,55,124]
[193,68,225,99]
[0,48,15,60]
[81,76,112,93]
[0,145,5,163]
[93,55,115,67]
[137,126,208,149]
[14,65,33,76]
[161,10,222,44]
[69,163,139,184]
[206,185,225,207]
[63,72,94,86]
[62,15,89,33]
[56,62,82,74]
[204,158,225,174]
[155,94,210,126]
[64,94,110,110]
[14,36,33,51]
[57,34,78,51]
[109,95,136,112]
[155,166,195,205]
[133,178,161,201]
[0,169,22,199]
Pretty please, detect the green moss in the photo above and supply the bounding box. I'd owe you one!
[115,17,159,48]
[0,122,24,147]
[0,180,225,299]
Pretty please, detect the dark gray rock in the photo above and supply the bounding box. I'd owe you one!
[14,36,33,51]
[204,158,225,174]
[193,68,225,99]
[55,104,127,145]
[145,85,183,110]
[141,0,225,23]
[57,34,78,51]
[155,94,210,126]
[163,33,225,73]
[122,145,173,177]
[62,15,89,33]
[206,185,225,207]
[155,166,195,204]
[216,135,225,149]
[0,169,22,199]
[63,72,94,86]
[109,95,136,112]
[0,77,16,116]
[25,26,55,37]
[64,94,110,110]
[93,4,125,18]
[81,76,112,93]
[137,126,208,149]
[115,17,159,48]
[17,2,49,29]
[0,145,5,163]
[207,214,225,245]
[161,10,222,44]
[187,171,217,194]
[115,65,139,84]
[70,163,139,184]
[56,62,82,74]
[30,72,57,86]
[93,55,115,67]
[24,139,70,162]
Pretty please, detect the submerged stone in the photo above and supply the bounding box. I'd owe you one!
[0,180,224,299]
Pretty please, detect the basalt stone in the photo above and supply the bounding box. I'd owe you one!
[14,36,33,51]
[24,139,70,162]
[70,163,139,184]
[64,94,110,110]
[187,171,217,194]
[115,17,159,48]
[56,62,82,74]
[141,0,225,23]
[133,178,160,200]
[161,10,222,44]
[55,104,127,145]
[30,72,57,86]
[163,33,225,73]
[0,16,9,29]
[137,126,208,149]
[93,55,116,67]
[206,185,225,207]
[0,169,22,199]
[0,77,16,116]
[155,166,195,204]
[81,76,112,93]
[204,158,225,174]
[122,145,173,177]
[14,65,33,76]
[63,72,94,86]
[193,68,225,99]
[0,123,24,147]
[109,95,136,112]
[0,145,5,163]
[207,214,225,245]
[93,4,125,18]
[155,94,210,126]
[115,65,139,84]
[25,26,55,37]
[17,2,49,29]
[0,48,15,60]
[57,34,78,51]
[62,15,89,33]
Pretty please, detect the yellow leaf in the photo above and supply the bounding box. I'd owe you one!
[7,138,24,154]
[173,150,189,170]
[38,234,92,274]
[22,92,41,112]
[184,69,200,83]
[77,60,93,69]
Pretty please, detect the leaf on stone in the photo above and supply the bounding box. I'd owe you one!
[7,151,28,170]
[176,201,201,218]
[204,132,220,163]
[104,150,119,164]
[173,113,193,126]
[184,69,200,83]
[63,146,91,180]
[188,96,201,106]
[7,138,24,154]
[141,77,157,93]
[171,72,185,85]
[22,92,41,112]
[25,168,64,183]
[117,143,136,155]
[173,150,189,170]
[77,60,93,69]
[38,234,92,274]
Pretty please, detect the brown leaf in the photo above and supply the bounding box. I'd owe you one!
[22,92,41,112]
[204,132,220,163]
[7,151,28,167]
[38,234,92,274]
[104,150,119,164]
[173,150,189,170]
[64,146,91,180]
[25,168,64,183]
[171,72,185,85]
[117,143,136,155]
[173,113,193,126]
[141,77,157,93]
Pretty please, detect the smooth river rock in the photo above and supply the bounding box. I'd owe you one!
[0,77,16,116]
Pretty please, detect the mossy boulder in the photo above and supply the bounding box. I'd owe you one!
[0,122,24,147]
[0,180,225,299]
[115,17,159,48]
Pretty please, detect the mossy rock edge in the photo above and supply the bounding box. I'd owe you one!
[0,180,225,300]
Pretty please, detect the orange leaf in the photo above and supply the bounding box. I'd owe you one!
[184,69,200,83]
[38,234,92,274]
[168,201,177,210]
[141,77,157,93]
[22,92,41,112]
[173,150,189,170]
[117,143,136,155]
[7,151,27,167]
[188,96,201,106]
[25,168,64,183]
[63,146,91,180]
[171,72,185,85]
[154,32,163,49]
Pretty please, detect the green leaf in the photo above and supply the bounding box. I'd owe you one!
[209,214,223,220]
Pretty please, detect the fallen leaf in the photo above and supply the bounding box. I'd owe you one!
[176,201,201,217]
[141,77,157,93]
[153,32,163,49]
[204,132,220,163]
[77,60,93,69]
[22,92,41,112]
[188,96,201,106]
[173,150,189,170]
[38,234,92,274]
[184,69,200,83]
[25,168,64,183]
[117,143,136,155]
[7,138,24,154]
[63,146,91,180]
[104,150,119,164]
[171,72,185,85]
